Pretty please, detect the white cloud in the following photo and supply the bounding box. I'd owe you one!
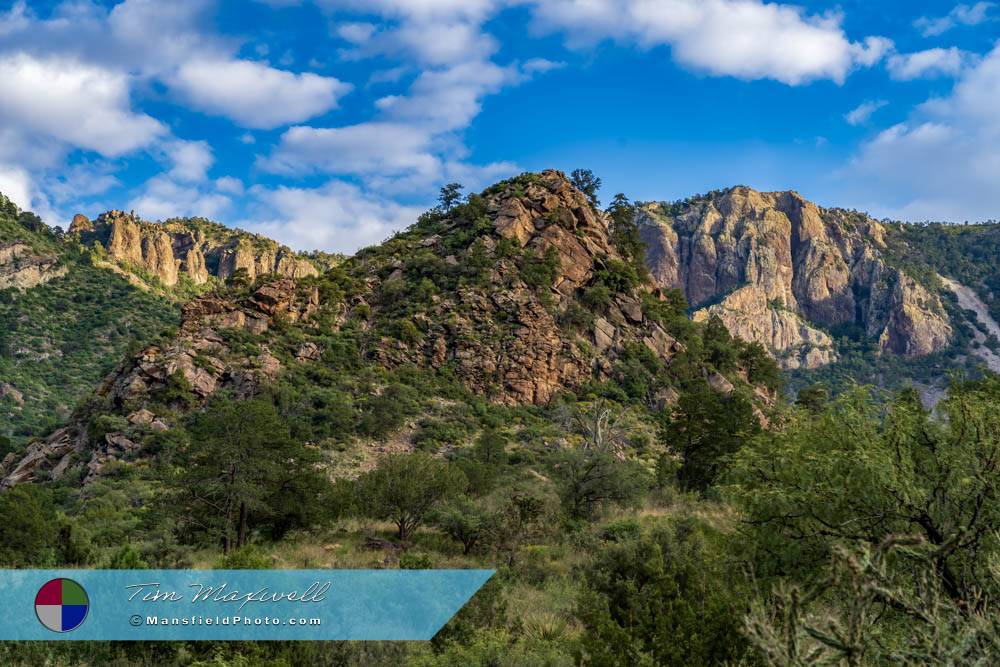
[170,59,352,129]
[377,60,525,132]
[887,47,970,80]
[845,99,887,126]
[264,122,438,176]
[215,176,244,195]
[914,3,994,37]
[244,180,425,253]
[0,53,165,156]
[128,176,233,222]
[0,163,33,211]
[846,44,1000,222]
[527,0,891,85]
[164,140,214,182]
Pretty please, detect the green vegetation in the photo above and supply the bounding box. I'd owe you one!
[7,174,1000,665]
[0,211,179,445]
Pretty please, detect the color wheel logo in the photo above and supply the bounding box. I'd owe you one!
[35,578,89,633]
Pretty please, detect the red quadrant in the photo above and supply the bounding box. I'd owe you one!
[35,579,62,605]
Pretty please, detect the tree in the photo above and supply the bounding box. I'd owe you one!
[795,383,829,413]
[431,496,492,554]
[551,447,649,519]
[166,396,330,553]
[606,193,650,282]
[570,168,602,207]
[474,429,506,467]
[0,485,58,566]
[739,341,782,391]
[745,536,1000,665]
[351,451,467,541]
[575,516,756,666]
[662,379,761,493]
[482,487,545,566]
[438,183,464,212]
[726,378,1000,604]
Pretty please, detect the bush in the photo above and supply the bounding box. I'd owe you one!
[0,485,58,566]
[576,516,755,666]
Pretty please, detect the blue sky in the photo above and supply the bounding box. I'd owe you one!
[0,0,998,252]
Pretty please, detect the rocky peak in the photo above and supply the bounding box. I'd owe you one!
[638,186,951,364]
[72,210,320,288]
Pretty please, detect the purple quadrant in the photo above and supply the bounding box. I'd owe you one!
[61,605,88,631]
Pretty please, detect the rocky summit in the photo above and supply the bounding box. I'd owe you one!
[637,186,953,368]
[69,209,320,287]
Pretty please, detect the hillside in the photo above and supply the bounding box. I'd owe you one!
[637,186,995,395]
[0,194,331,446]
[2,169,779,489]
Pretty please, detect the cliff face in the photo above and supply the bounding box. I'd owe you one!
[638,187,952,365]
[692,285,836,369]
[71,210,319,287]
[0,240,67,291]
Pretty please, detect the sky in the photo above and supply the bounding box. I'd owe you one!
[0,0,998,253]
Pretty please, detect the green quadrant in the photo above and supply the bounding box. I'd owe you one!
[61,580,87,605]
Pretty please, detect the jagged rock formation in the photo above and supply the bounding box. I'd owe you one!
[97,279,317,408]
[692,285,836,369]
[70,210,319,287]
[363,169,686,405]
[638,187,952,364]
[0,240,68,290]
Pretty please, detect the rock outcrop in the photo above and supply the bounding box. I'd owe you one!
[638,187,952,364]
[95,279,318,410]
[365,169,686,405]
[73,210,320,287]
[692,285,836,369]
[0,240,68,291]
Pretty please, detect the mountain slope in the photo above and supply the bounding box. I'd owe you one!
[637,187,954,371]
[1,170,781,488]
[0,194,332,445]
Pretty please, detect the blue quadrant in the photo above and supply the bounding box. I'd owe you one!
[62,605,88,631]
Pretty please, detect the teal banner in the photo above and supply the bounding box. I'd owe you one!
[0,569,494,640]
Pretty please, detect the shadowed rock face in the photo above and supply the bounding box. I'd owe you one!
[75,210,319,287]
[0,240,67,290]
[639,186,952,365]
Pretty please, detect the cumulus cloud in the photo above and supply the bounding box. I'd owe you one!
[128,176,233,222]
[887,47,970,80]
[263,122,438,176]
[170,59,352,129]
[914,3,994,37]
[846,44,1000,222]
[845,100,888,126]
[527,0,891,85]
[164,140,214,182]
[0,53,165,156]
[0,163,33,211]
[244,180,426,253]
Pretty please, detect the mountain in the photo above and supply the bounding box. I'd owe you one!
[0,194,329,444]
[1,169,780,489]
[632,185,1000,402]
[637,186,955,369]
